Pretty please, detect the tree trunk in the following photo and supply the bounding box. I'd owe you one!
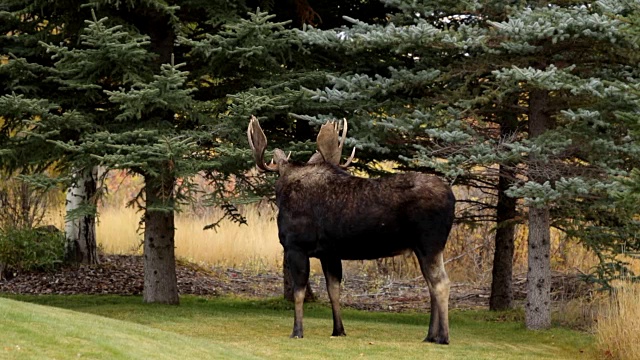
[490,164,517,310]
[133,9,178,304]
[65,166,99,264]
[525,89,552,329]
[283,252,315,302]
[142,174,179,304]
[526,207,551,329]
[490,100,519,311]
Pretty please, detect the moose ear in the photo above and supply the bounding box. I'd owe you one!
[307,151,325,164]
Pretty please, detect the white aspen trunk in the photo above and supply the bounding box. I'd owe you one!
[65,166,99,264]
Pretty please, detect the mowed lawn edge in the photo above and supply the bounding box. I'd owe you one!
[1,295,596,360]
[0,296,260,360]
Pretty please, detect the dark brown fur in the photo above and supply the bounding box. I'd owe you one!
[247,117,454,344]
[276,161,455,344]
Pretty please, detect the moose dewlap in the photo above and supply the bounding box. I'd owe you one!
[247,116,455,344]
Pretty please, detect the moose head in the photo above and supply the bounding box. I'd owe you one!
[247,115,355,174]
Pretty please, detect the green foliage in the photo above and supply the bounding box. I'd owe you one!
[180,10,299,72]
[41,13,156,88]
[288,0,640,288]
[0,227,66,275]
[3,0,640,291]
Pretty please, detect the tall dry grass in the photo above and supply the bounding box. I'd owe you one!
[595,281,640,360]
[443,221,598,283]
[41,169,606,281]
[96,206,284,271]
[90,203,600,282]
[43,202,603,282]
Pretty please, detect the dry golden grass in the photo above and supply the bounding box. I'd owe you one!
[39,168,625,282]
[42,170,602,281]
[443,222,600,283]
[95,206,284,271]
[95,207,143,255]
[43,200,604,281]
[595,281,640,360]
[36,172,640,359]
[554,293,604,332]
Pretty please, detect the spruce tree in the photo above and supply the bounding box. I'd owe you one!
[45,12,200,304]
[485,1,640,327]
[1,1,249,303]
[296,0,640,328]
[2,0,390,302]
[186,3,392,301]
[0,1,102,263]
[296,0,524,310]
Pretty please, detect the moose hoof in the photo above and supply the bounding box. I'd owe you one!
[290,334,303,339]
[331,330,346,337]
[424,336,449,345]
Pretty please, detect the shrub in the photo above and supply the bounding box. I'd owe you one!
[0,227,66,279]
[0,175,61,230]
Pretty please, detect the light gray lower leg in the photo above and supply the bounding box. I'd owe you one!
[321,257,346,336]
[417,251,450,344]
[287,250,310,339]
[291,287,306,338]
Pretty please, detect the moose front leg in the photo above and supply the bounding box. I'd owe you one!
[321,257,346,336]
[286,249,310,338]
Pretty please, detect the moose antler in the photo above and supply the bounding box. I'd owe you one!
[247,116,279,172]
[316,119,356,168]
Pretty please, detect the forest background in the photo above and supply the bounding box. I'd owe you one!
[2,0,640,354]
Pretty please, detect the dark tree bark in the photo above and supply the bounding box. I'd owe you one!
[490,101,519,311]
[133,10,179,305]
[142,174,179,304]
[525,89,552,329]
[490,164,517,310]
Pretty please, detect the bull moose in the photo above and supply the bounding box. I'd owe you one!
[247,116,455,344]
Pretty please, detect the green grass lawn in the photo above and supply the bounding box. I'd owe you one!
[1,295,595,360]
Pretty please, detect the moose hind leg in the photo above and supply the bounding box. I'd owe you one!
[287,249,310,338]
[321,257,346,336]
[416,250,450,345]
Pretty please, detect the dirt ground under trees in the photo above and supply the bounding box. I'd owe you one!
[0,254,591,312]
